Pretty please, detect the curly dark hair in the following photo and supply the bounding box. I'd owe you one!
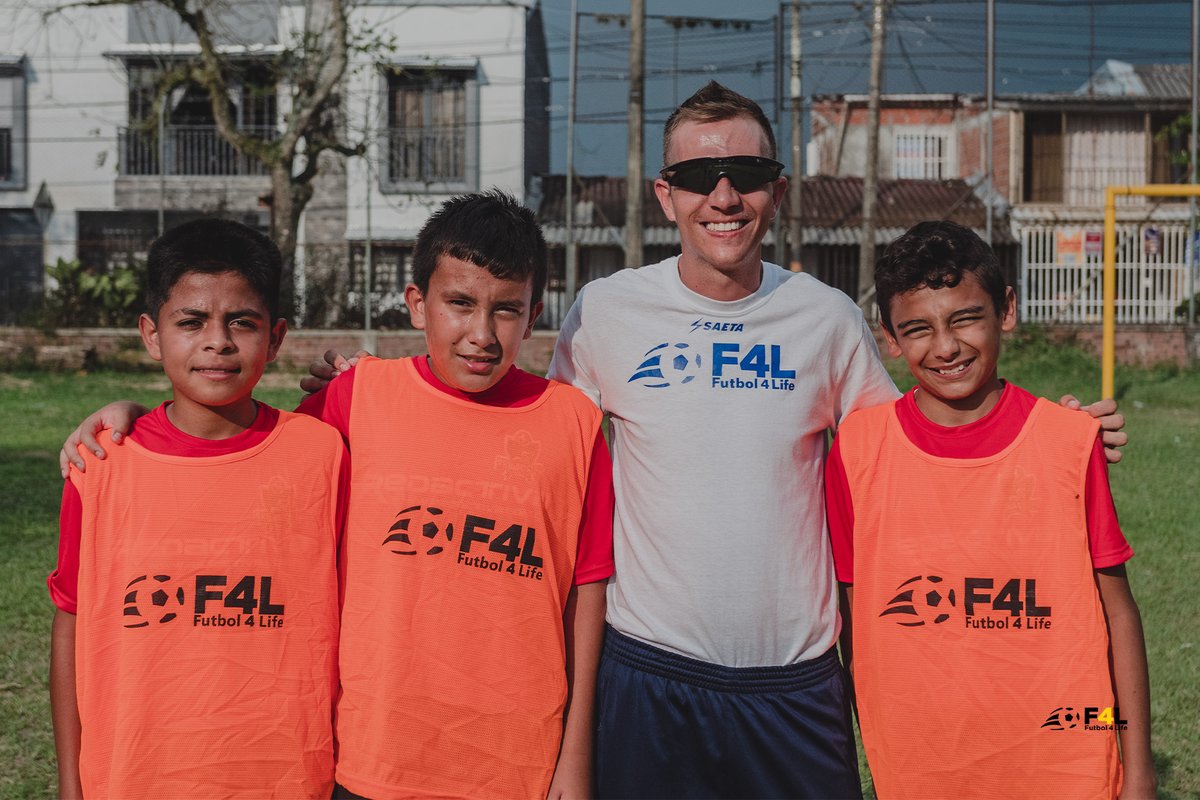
[875,220,1007,334]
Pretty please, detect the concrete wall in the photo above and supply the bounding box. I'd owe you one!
[0,327,560,373]
[4,326,1196,375]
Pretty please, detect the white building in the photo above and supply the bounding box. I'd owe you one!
[0,0,549,325]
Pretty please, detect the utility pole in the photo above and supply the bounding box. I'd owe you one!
[565,0,579,305]
[985,0,994,246]
[1190,0,1198,324]
[788,0,803,271]
[625,0,645,268]
[363,89,374,351]
[858,0,887,308]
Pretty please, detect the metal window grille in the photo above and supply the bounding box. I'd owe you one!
[894,133,945,180]
[118,125,278,176]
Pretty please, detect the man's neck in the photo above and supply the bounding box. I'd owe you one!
[676,255,763,302]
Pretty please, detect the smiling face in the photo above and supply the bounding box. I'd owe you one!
[405,255,542,393]
[653,115,787,300]
[139,270,286,434]
[882,272,1017,427]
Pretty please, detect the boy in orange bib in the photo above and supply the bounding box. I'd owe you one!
[826,221,1154,799]
[48,219,347,799]
[297,191,612,800]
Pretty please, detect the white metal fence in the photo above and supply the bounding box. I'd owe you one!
[1019,221,1194,324]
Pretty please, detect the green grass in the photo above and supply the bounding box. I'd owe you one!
[2,341,1198,799]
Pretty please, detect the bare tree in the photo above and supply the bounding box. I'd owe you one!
[49,0,367,317]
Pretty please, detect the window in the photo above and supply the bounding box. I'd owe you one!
[894,133,946,180]
[384,67,476,191]
[1023,112,1064,203]
[0,57,26,189]
[348,242,414,328]
[120,59,277,177]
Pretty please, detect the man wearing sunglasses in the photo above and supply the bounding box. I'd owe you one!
[549,81,1124,799]
[547,81,889,799]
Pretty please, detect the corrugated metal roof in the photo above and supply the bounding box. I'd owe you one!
[533,174,1007,241]
[1074,59,1192,100]
[1134,63,1191,99]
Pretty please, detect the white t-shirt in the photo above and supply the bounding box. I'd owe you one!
[549,257,899,667]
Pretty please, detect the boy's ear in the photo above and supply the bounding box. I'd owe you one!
[404,283,427,330]
[881,324,903,359]
[523,301,544,340]
[265,318,288,363]
[138,313,163,362]
[1000,286,1017,333]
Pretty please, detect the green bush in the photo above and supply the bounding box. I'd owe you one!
[38,259,146,329]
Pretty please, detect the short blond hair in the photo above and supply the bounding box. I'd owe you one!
[662,81,777,165]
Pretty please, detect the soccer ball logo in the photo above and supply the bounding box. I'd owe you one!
[384,504,454,556]
[123,574,184,628]
[879,575,956,626]
[627,343,702,389]
[1041,707,1080,730]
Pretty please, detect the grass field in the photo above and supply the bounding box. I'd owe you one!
[1,335,1197,798]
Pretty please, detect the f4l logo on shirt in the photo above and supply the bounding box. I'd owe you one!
[384,504,545,581]
[880,575,1051,630]
[1041,706,1128,732]
[627,342,795,391]
[122,574,285,630]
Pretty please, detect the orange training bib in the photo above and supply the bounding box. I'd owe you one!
[335,357,602,799]
[839,398,1119,800]
[71,411,342,800]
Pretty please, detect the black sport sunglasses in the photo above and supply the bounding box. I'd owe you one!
[659,156,784,195]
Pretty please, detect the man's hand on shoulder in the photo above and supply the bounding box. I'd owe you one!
[298,349,371,395]
[59,401,150,477]
[1060,395,1127,464]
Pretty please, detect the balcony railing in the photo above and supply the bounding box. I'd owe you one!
[119,125,278,177]
[386,126,465,185]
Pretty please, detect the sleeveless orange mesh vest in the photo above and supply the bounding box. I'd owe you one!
[838,398,1120,799]
[335,357,602,800]
[70,411,342,800]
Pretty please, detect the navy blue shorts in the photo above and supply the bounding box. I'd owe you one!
[595,626,862,799]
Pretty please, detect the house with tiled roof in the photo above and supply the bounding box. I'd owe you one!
[809,60,1196,325]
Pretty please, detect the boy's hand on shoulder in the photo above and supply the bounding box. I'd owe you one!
[59,401,151,478]
[1060,395,1127,463]
[299,349,371,394]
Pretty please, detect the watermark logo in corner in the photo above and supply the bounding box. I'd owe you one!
[1042,706,1127,732]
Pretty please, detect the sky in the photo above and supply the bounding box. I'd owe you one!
[536,0,1194,175]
